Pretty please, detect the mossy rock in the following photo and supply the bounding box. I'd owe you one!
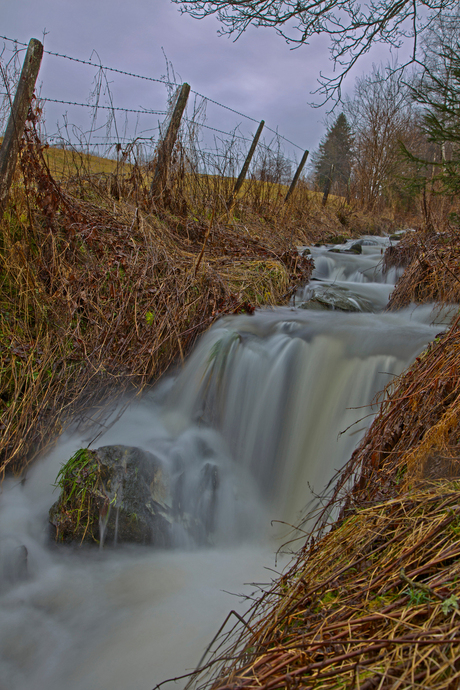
[325,234,348,245]
[328,242,362,255]
[49,446,174,547]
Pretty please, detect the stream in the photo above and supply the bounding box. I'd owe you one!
[0,235,447,690]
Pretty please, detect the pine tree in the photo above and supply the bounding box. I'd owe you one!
[404,13,460,197]
[312,114,353,196]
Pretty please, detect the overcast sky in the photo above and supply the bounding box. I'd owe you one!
[2,0,411,164]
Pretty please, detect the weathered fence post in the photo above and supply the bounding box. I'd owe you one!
[322,163,334,207]
[227,120,264,214]
[284,149,309,204]
[150,82,190,200]
[0,38,43,211]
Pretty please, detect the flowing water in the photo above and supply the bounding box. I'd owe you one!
[0,236,446,690]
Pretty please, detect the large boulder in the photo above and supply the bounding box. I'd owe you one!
[49,445,174,547]
[49,445,221,548]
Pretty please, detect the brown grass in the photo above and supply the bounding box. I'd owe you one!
[1,119,326,476]
[385,226,460,310]
[186,482,460,690]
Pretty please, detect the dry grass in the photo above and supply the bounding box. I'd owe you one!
[43,145,123,177]
[188,483,460,690]
[384,226,460,310]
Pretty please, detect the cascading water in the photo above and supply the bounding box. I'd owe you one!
[0,236,445,690]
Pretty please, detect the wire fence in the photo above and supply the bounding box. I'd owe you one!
[0,34,308,188]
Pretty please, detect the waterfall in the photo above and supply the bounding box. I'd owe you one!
[0,236,445,690]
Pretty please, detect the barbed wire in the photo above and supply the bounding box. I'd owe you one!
[41,49,288,139]
[184,118,252,143]
[190,90,259,125]
[1,34,306,156]
[264,126,304,151]
[46,139,158,147]
[41,97,167,116]
[0,35,27,47]
[44,48,178,88]
[184,119,298,164]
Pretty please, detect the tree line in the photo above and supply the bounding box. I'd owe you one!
[310,11,460,220]
[175,0,460,225]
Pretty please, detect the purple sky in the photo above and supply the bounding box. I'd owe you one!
[2,0,412,164]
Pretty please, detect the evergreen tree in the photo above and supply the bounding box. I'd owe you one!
[404,13,460,197]
[312,114,353,196]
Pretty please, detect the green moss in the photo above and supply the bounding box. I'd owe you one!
[51,448,104,543]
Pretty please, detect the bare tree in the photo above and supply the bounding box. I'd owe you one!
[345,66,416,209]
[172,0,459,103]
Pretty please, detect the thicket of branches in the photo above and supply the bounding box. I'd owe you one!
[307,12,460,223]
[173,0,459,102]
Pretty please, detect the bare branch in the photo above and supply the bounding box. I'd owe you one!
[172,0,459,103]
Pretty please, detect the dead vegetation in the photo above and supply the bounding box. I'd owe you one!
[190,483,460,690]
[384,225,460,310]
[2,112,347,477]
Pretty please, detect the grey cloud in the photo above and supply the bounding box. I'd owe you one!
[2,0,406,156]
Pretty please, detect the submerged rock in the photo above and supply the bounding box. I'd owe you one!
[0,538,28,591]
[299,284,374,313]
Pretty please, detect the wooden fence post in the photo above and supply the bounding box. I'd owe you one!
[284,149,309,204]
[322,163,334,207]
[0,38,43,211]
[150,82,190,200]
[227,120,264,214]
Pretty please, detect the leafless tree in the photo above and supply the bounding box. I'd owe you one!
[345,66,416,209]
[172,0,459,103]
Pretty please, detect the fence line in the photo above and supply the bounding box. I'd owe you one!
[183,118,252,143]
[46,139,158,147]
[0,35,28,47]
[41,97,167,116]
[1,34,309,194]
[1,34,305,147]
